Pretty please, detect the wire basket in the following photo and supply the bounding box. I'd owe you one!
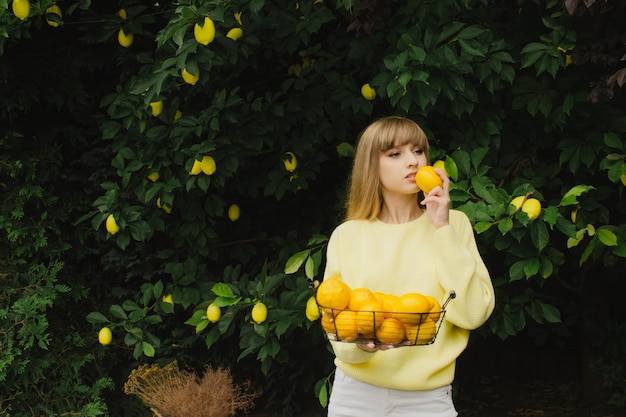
[319,290,455,346]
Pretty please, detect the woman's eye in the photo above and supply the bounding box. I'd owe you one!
[413,149,424,155]
[388,152,401,158]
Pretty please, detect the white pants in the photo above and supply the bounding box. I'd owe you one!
[328,368,458,417]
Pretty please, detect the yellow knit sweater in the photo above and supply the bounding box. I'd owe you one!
[323,209,495,391]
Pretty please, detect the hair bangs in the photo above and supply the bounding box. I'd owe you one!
[375,117,429,153]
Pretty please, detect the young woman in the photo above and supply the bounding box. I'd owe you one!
[323,116,495,417]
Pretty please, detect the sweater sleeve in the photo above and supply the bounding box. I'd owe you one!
[323,226,377,364]
[434,211,495,330]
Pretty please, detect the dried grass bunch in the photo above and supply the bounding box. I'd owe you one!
[124,361,258,417]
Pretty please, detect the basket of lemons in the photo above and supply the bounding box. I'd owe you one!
[316,275,455,346]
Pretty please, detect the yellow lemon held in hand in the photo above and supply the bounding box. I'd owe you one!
[12,0,30,20]
[45,4,62,27]
[162,294,174,305]
[521,198,541,221]
[415,166,443,194]
[377,317,406,344]
[432,160,448,177]
[118,29,133,48]
[305,296,321,321]
[194,16,216,45]
[283,152,297,172]
[228,204,240,222]
[251,302,268,324]
[315,275,352,315]
[117,8,127,20]
[149,101,163,117]
[226,28,244,41]
[98,327,112,346]
[206,303,221,323]
[105,214,120,235]
[200,155,216,175]
[182,68,200,85]
[392,292,430,326]
[361,83,376,100]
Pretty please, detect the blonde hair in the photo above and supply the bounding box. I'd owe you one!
[345,116,430,221]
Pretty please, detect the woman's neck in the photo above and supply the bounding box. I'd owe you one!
[378,196,423,224]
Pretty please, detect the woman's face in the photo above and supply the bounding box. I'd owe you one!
[378,143,428,197]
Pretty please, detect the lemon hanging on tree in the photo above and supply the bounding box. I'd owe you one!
[118,29,133,48]
[105,214,120,235]
[12,0,30,20]
[45,4,62,27]
[98,327,112,346]
[251,302,268,324]
[228,204,240,222]
[181,68,200,85]
[149,101,163,117]
[226,28,244,41]
[194,16,216,45]
[305,296,320,321]
[206,303,221,323]
[360,83,376,100]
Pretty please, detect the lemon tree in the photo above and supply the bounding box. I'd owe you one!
[3,0,626,415]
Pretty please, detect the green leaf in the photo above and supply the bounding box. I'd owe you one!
[336,142,355,157]
[475,221,492,233]
[540,302,561,323]
[110,304,128,320]
[86,312,109,324]
[559,185,595,206]
[284,250,309,274]
[212,282,235,297]
[498,217,513,235]
[523,257,540,278]
[530,221,549,252]
[185,309,206,327]
[509,261,525,281]
[305,255,315,279]
[604,132,624,151]
[195,319,210,334]
[142,341,156,357]
[597,228,618,246]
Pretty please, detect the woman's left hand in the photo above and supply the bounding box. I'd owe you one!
[421,168,450,228]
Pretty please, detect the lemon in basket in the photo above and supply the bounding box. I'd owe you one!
[316,275,352,314]
[348,287,377,310]
[375,292,399,319]
[333,310,359,342]
[425,295,442,322]
[321,313,336,334]
[355,299,384,338]
[406,318,437,345]
[377,318,406,344]
[392,292,430,325]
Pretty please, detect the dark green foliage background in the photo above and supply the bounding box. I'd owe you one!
[2,0,626,415]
